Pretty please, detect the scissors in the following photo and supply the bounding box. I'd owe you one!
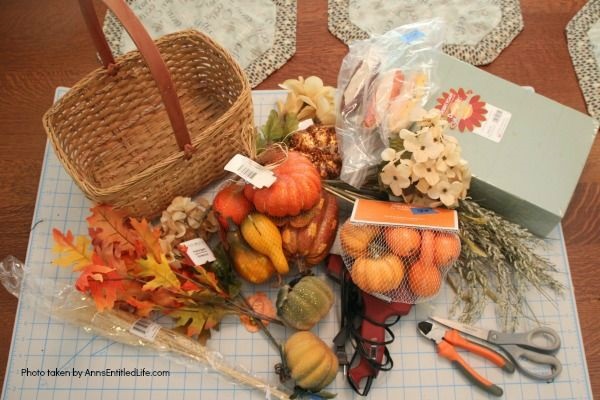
[431,316,562,381]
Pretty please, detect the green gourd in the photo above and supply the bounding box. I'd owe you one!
[284,331,338,392]
[276,275,334,330]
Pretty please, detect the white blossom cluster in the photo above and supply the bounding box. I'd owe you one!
[379,108,471,208]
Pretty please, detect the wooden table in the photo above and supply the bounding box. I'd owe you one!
[0,0,598,397]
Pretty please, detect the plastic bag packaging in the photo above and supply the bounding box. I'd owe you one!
[0,256,291,400]
[338,220,460,304]
[336,19,445,188]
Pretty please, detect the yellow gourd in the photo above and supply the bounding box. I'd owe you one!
[285,331,338,392]
[241,213,289,275]
[226,222,275,284]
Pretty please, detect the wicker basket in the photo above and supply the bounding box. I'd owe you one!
[43,0,255,218]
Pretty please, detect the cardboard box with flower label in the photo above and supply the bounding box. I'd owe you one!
[426,53,598,237]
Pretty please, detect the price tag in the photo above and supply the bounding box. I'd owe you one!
[129,318,161,342]
[224,154,276,188]
[473,104,512,143]
[180,238,216,266]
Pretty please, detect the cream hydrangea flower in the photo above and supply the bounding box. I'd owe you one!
[412,159,440,186]
[436,142,461,172]
[379,106,471,207]
[427,179,464,208]
[381,148,398,162]
[380,161,412,196]
[403,130,444,163]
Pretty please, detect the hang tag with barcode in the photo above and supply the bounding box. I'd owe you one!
[129,318,161,342]
[473,104,512,143]
[180,238,216,266]
[224,154,276,188]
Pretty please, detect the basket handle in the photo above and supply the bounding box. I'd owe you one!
[79,0,194,156]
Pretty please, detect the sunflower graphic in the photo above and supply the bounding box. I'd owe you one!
[435,88,488,132]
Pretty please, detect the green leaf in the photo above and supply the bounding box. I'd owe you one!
[284,113,299,136]
[259,109,300,147]
[208,244,241,297]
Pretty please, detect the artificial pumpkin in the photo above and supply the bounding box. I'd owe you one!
[281,191,339,270]
[226,221,275,284]
[351,252,405,293]
[276,275,334,330]
[433,232,461,268]
[243,151,322,217]
[212,182,254,229]
[285,331,338,392]
[408,259,441,298]
[339,223,379,259]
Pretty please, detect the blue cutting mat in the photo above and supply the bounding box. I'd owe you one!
[1,89,593,400]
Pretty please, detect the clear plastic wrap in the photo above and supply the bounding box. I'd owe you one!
[0,256,291,400]
[336,19,445,187]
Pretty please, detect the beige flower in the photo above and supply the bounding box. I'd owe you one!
[381,148,398,162]
[436,142,461,172]
[380,161,412,196]
[427,180,464,208]
[404,130,444,163]
[412,159,440,186]
[279,76,336,124]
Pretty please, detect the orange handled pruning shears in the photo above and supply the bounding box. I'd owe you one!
[418,320,515,397]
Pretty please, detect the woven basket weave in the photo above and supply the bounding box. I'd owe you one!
[43,0,255,218]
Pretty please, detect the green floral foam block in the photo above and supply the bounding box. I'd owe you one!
[428,53,598,236]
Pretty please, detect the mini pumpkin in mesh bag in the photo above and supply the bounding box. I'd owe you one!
[339,221,461,303]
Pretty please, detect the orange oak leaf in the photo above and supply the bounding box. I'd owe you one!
[129,218,162,263]
[151,288,183,309]
[126,297,156,317]
[52,229,93,271]
[240,292,276,333]
[75,264,123,311]
[99,242,130,276]
[87,204,138,256]
[181,280,201,292]
[192,265,223,295]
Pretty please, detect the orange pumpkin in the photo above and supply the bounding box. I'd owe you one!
[351,253,405,293]
[419,230,436,266]
[408,260,441,298]
[384,226,421,257]
[339,223,379,259]
[244,152,322,217]
[281,191,339,269]
[213,182,254,229]
[434,233,461,268]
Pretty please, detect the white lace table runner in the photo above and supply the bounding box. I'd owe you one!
[567,0,600,120]
[328,0,523,65]
[103,0,296,87]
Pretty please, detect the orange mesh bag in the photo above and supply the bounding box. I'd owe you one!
[339,204,461,303]
[43,0,255,218]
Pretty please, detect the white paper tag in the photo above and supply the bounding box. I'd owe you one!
[129,318,161,342]
[224,154,276,188]
[473,104,512,143]
[180,238,216,266]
